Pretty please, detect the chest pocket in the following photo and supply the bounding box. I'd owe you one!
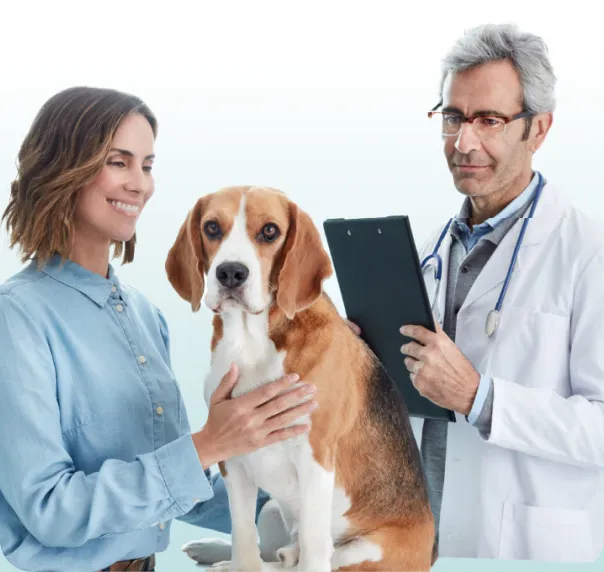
[488,305,570,391]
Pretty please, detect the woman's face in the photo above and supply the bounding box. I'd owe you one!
[74,113,155,248]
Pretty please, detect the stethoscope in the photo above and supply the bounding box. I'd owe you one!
[421,171,545,338]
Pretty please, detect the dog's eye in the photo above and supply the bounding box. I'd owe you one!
[259,223,280,243]
[204,221,222,239]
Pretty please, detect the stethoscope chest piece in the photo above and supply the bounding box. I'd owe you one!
[485,309,500,338]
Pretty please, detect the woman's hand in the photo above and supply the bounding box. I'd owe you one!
[193,364,318,468]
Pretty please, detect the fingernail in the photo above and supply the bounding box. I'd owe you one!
[310,400,318,409]
[400,326,408,335]
[304,384,317,393]
[288,373,300,383]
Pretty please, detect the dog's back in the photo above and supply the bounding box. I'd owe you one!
[270,293,435,570]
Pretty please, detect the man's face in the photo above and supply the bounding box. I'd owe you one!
[440,59,539,199]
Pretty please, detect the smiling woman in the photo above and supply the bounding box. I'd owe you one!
[3,88,158,274]
[0,87,316,572]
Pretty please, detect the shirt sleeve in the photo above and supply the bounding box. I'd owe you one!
[177,470,272,533]
[0,292,214,549]
[466,374,493,427]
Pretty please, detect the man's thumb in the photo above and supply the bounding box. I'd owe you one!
[212,363,239,403]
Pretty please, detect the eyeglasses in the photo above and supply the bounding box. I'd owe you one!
[428,100,533,138]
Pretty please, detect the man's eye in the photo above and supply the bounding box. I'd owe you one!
[480,116,505,128]
[259,223,280,242]
[204,221,222,239]
[443,114,462,125]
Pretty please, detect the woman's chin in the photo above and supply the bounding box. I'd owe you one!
[109,229,136,243]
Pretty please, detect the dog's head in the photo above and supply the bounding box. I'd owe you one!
[165,186,333,319]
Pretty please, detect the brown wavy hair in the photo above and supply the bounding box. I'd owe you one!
[2,86,158,267]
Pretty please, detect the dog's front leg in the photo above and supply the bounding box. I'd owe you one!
[295,443,335,572]
[223,459,262,571]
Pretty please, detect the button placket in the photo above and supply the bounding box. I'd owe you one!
[110,295,162,448]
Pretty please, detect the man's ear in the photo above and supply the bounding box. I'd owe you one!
[274,201,333,319]
[165,198,207,312]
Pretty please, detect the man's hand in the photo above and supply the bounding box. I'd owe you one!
[345,319,361,335]
[400,321,480,415]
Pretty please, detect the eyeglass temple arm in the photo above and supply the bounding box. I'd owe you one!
[430,100,443,112]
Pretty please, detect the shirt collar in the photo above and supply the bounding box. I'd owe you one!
[452,171,539,241]
[38,254,123,307]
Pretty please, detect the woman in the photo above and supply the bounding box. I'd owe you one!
[0,87,317,572]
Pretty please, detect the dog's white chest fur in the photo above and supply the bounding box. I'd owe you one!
[203,310,287,402]
[203,309,352,544]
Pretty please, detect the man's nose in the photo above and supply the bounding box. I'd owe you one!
[216,262,249,289]
[454,123,482,155]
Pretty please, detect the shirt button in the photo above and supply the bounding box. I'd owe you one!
[139,355,147,364]
[193,498,201,504]
[159,522,165,530]
[111,285,117,293]
[156,406,164,415]
[116,304,124,312]
[461,265,469,273]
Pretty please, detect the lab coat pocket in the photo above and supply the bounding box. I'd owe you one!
[498,502,595,562]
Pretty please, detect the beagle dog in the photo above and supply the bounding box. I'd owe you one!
[165,186,435,571]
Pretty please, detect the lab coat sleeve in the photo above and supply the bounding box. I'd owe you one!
[484,245,604,469]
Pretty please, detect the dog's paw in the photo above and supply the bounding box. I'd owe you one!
[276,543,300,568]
[181,538,232,565]
[207,560,233,572]
[206,560,273,572]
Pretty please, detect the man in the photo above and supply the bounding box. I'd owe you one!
[183,23,604,565]
[400,23,604,562]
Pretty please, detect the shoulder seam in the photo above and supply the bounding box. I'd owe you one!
[1,273,47,296]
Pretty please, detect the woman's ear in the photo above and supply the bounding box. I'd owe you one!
[275,201,333,319]
[165,198,207,312]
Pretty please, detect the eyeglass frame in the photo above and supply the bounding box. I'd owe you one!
[427,100,534,137]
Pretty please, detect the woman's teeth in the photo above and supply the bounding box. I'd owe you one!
[108,200,140,216]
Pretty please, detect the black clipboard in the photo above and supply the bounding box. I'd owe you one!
[323,215,456,422]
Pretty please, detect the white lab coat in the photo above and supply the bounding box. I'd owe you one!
[410,182,604,563]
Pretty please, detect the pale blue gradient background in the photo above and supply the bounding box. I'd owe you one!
[1,0,603,570]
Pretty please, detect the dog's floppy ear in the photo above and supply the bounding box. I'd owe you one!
[275,201,333,319]
[165,198,207,312]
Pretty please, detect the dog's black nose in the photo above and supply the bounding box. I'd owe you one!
[216,262,249,289]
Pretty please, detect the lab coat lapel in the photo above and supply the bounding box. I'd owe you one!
[419,222,453,328]
[435,231,452,324]
[461,183,568,312]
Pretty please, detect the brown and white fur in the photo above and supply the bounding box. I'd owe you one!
[165,186,435,571]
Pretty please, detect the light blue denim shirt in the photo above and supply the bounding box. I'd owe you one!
[0,254,218,571]
[452,173,539,425]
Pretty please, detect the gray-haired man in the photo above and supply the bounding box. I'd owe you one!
[402,23,604,563]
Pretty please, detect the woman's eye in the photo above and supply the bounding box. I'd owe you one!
[260,223,280,242]
[204,221,222,239]
[108,160,126,168]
